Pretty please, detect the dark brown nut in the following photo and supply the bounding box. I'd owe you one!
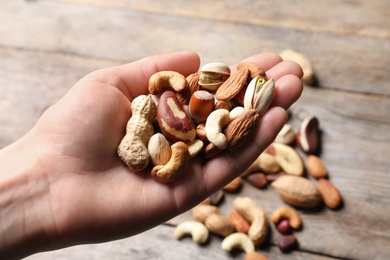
[297,115,320,154]
[229,210,250,233]
[278,235,299,253]
[215,67,249,101]
[223,177,242,192]
[307,155,328,179]
[277,219,293,235]
[214,100,232,111]
[209,190,225,206]
[317,178,342,209]
[246,173,268,189]
[156,91,196,142]
[188,90,215,123]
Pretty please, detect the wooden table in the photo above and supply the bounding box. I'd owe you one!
[1,1,389,259]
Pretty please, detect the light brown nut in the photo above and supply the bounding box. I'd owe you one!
[279,49,315,86]
[198,62,230,91]
[271,175,322,208]
[297,115,320,155]
[188,90,215,123]
[215,67,249,101]
[174,221,209,244]
[195,122,208,142]
[147,133,172,166]
[245,251,269,260]
[233,197,269,246]
[275,124,296,146]
[117,95,156,171]
[223,177,242,192]
[237,61,266,80]
[221,232,255,253]
[214,100,233,111]
[225,109,260,152]
[271,206,302,229]
[148,71,187,95]
[204,142,224,159]
[187,139,204,158]
[156,90,196,143]
[229,210,250,234]
[317,178,342,209]
[242,151,281,176]
[205,213,235,237]
[151,141,190,182]
[272,143,305,176]
[191,204,220,223]
[307,155,328,179]
[245,173,268,189]
[244,77,275,116]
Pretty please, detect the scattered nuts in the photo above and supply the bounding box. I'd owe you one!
[266,171,286,182]
[276,219,293,235]
[272,143,305,176]
[275,124,296,146]
[307,155,328,179]
[233,197,269,246]
[209,190,225,206]
[221,232,255,253]
[174,221,209,244]
[317,178,342,209]
[191,204,220,223]
[242,151,281,176]
[279,49,315,86]
[271,206,302,230]
[297,115,320,155]
[229,210,250,234]
[278,235,299,253]
[272,175,322,208]
[245,173,268,189]
[205,213,235,237]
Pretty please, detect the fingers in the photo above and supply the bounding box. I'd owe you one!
[87,50,201,100]
[271,74,303,109]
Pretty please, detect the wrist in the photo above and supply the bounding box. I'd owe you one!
[0,132,54,259]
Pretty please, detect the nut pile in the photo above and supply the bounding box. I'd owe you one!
[174,114,343,258]
[117,61,275,182]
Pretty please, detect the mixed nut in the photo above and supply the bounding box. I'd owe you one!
[117,61,275,182]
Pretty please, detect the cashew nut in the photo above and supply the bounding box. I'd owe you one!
[221,232,255,253]
[233,197,269,246]
[117,95,156,171]
[148,71,187,95]
[205,109,231,149]
[271,206,302,229]
[174,221,209,244]
[151,141,190,182]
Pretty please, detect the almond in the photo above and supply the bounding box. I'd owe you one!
[307,155,328,179]
[215,67,249,101]
[317,178,342,209]
[229,210,250,233]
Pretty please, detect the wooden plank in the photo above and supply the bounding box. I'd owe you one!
[59,0,390,39]
[24,223,335,260]
[1,0,389,95]
[0,46,120,147]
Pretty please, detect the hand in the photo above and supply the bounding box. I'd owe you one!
[0,51,302,258]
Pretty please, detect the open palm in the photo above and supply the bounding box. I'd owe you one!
[30,51,303,250]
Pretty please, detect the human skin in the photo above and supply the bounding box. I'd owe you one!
[0,50,303,259]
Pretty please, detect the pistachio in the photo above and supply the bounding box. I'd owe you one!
[244,76,275,116]
[198,62,230,91]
